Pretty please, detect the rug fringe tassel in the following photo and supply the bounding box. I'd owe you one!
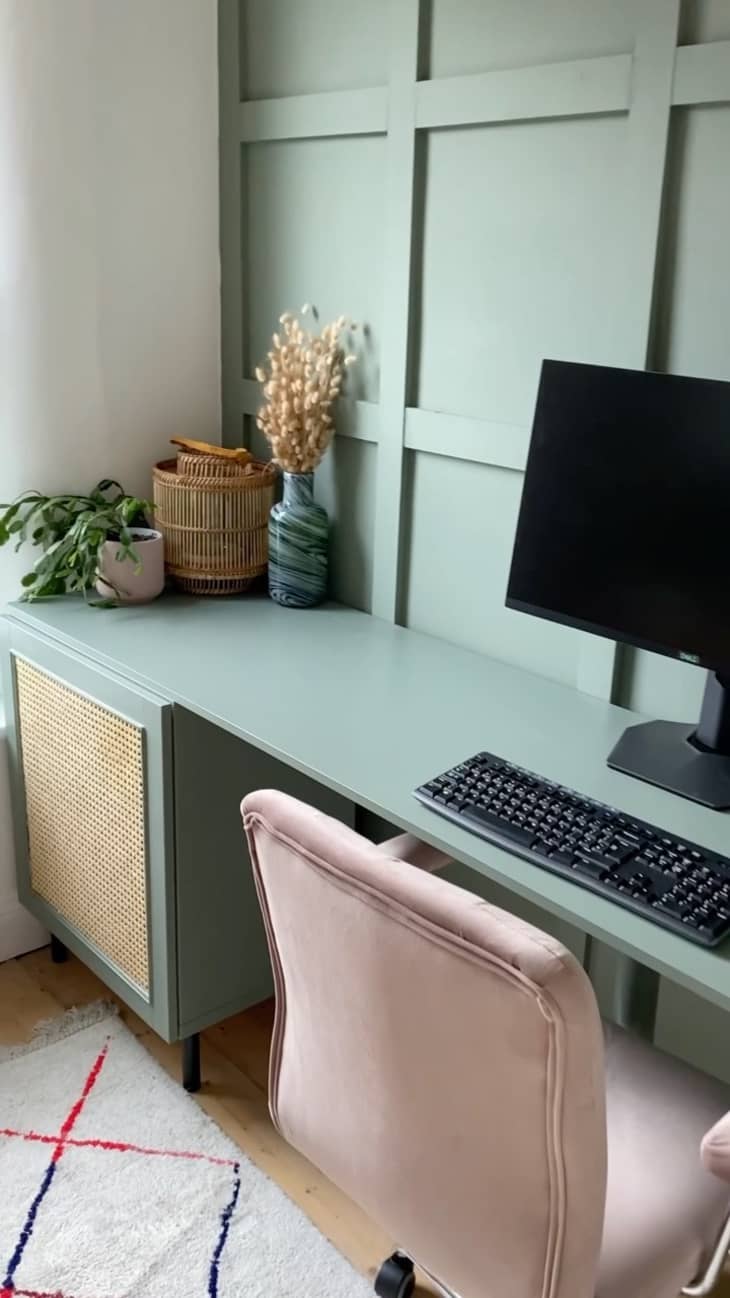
[0,1000,119,1062]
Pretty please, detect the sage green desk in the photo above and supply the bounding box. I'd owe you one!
[3,595,730,1087]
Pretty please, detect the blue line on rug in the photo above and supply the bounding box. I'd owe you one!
[207,1162,241,1297]
[0,1161,57,1297]
[0,1042,109,1297]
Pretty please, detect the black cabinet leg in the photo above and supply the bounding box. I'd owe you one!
[50,935,68,964]
[182,1033,201,1093]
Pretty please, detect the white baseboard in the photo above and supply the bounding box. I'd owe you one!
[0,899,48,963]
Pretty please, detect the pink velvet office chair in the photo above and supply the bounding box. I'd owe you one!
[242,789,730,1298]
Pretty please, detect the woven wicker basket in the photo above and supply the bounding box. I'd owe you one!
[153,455,277,595]
[176,450,249,479]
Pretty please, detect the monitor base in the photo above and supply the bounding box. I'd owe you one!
[608,720,730,810]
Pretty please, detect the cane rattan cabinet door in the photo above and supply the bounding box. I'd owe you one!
[3,625,176,1040]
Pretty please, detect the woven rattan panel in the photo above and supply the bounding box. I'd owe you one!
[15,657,149,993]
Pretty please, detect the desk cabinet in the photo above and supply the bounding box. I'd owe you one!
[6,594,730,1091]
[2,621,353,1072]
[3,624,177,1039]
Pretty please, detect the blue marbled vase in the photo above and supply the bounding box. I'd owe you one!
[268,471,329,608]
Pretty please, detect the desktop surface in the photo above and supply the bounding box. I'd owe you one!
[5,592,730,1009]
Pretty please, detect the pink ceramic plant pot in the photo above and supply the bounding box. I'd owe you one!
[95,527,165,604]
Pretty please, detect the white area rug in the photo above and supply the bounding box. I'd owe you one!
[0,1006,373,1298]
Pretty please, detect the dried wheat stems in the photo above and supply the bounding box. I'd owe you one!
[255,306,357,473]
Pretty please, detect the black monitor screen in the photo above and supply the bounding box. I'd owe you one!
[506,360,730,672]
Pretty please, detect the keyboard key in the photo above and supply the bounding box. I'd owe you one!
[547,849,573,866]
[605,842,636,865]
[573,852,606,879]
[655,895,681,915]
[462,804,533,847]
[699,916,729,939]
[617,830,642,845]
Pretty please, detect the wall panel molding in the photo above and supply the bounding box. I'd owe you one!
[404,409,528,472]
[576,0,680,701]
[673,40,730,106]
[242,383,530,466]
[239,86,388,142]
[621,0,681,364]
[219,0,245,445]
[227,40,730,151]
[370,0,421,620]
[415,53,632,129]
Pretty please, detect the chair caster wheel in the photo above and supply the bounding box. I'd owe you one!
[374,1253,415,1298]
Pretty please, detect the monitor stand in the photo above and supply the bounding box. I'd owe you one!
[608,672,730,809]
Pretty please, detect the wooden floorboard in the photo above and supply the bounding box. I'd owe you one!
[2,948,729,1298]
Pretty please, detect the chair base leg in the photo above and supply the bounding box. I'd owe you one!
[374,1254,415,1298]
[376,1253,461,1298]
[182,1033,201,1093]
[50,935,68,964]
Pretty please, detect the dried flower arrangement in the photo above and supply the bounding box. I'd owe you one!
[255,306,357,474]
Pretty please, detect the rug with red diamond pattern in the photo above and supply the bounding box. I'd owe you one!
[0,1006,371,1298]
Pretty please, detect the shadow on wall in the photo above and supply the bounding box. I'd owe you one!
[0,714,47,962]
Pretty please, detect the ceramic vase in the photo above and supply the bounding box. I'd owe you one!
[95,527,165,604]
[268,472,328,608]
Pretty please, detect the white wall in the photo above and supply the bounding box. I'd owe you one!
[0,0,221,956]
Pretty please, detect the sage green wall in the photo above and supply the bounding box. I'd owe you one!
[220,0,730,1078]
[221,0,730,718]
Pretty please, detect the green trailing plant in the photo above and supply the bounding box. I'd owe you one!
[0,480,152,604]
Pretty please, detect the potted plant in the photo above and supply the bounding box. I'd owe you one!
[0,480,164,605]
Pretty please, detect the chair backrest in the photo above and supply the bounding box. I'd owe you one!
[243,790,607,1298]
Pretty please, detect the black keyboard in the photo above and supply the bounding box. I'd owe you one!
[415,751,730,948]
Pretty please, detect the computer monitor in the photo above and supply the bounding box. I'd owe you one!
[506,359,730,809]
